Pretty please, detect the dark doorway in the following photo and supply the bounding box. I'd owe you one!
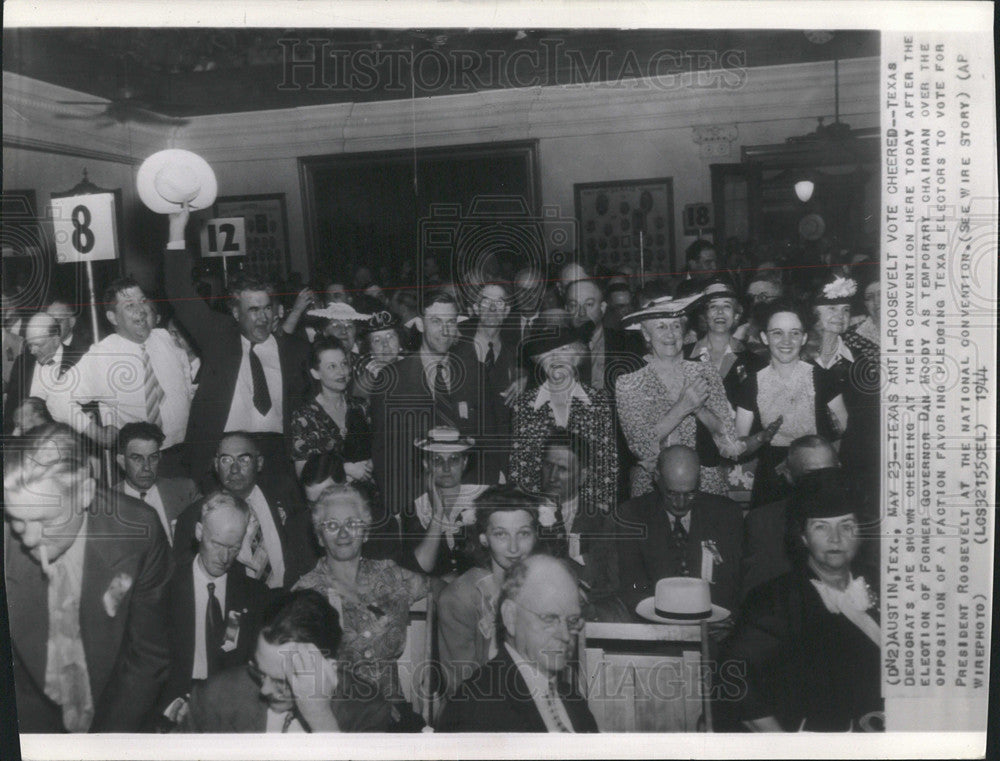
[300,141,540,294]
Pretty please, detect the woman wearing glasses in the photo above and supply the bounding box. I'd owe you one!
[292,483,428,703]
[734,301,848,509]
[291,337,374,488]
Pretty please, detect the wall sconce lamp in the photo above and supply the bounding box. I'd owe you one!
[794,178,815,202]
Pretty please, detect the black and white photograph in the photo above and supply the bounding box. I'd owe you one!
[1,2,995,759]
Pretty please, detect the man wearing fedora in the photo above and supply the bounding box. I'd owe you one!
[163,207,312,486]
[618,445,744,619]
[438,554,599,733]
[368,289,498,531]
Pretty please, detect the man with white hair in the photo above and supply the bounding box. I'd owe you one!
[4,311,84,432]
[438,554,599,732]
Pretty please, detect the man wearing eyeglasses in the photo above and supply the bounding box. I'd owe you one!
[617,445,744,619]
[438,554,599,733]
[172,432,316,590]
[181,589,393,732]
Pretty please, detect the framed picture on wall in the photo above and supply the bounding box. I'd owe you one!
[574,177,675,278]
[213,194,290,280]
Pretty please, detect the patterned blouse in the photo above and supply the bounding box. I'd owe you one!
[615,359,743,497]
[292,557,427,701]
[508,382,617,508]
[290,396,373,465]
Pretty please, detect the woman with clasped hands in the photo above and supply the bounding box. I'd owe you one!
[615,294,745,497]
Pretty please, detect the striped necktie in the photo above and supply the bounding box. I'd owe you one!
[142,344,165,428]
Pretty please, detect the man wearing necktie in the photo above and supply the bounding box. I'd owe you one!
[181,590,393,732]
[369,290,498,531]
[65,278,194,478]
[160,491,268,722]
[3,312,85,433]
[438,555,599,733]
[171,432,317,592]
[4,424,171,732]
[114,422,200,547]
[617,445,744,618]
[163,208,311,486]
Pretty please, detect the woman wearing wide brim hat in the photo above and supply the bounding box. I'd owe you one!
[395,427,486,579]
[508,322,618,510]
[720,468,882,732]
[136,149,218,214]
[615,294,745,498]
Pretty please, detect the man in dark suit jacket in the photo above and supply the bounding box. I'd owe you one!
[163,208,311,485]
[4,312,86,433]
[180,589,393,732]
[439,555,598,732]
[369,290,498,529]
[564,278,645,394]
[618,445,744,616]
[114,421,201,547]
[539,432,632,622]
[4,423,172,732]
[161,491,270,715]
[46,298,93,357]
[172,432,318,591]
[741,436,841,601]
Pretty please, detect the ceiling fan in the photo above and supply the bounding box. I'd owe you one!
[54,53,190,128]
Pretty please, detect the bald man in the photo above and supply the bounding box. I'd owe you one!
[741,435,847,600]
[46,299,92,355]
[438,555,599,733]
[4,312,85,432]
[618,445,744,616]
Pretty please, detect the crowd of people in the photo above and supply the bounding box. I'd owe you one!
[2,210,884,734]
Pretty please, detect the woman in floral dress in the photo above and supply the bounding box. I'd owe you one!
[291,337,374,487]
[508,323,617,507]
[616,294,745,497]
[293,483,427,702]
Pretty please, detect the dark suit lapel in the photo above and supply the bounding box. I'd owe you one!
[4,525,50,695]
[258,483,289,556]
[497,647,548,732]
[172,559,197,687]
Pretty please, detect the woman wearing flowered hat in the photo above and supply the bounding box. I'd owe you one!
[436,485,552,696]
[806,272,880,497]
[721,468,882,732]
[615,294,745,497]
[508,322,617,509]
[352,309,406,398]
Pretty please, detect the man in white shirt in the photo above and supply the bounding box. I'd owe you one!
[68,278,194,473]
[160,491,269,722]
[114,422,201,547]
[164,208,311,485]
[438,555,599,733]
[3,312,82,432]
[172,432,316,591]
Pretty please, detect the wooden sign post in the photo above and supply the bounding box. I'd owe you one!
[200,217,246,286]
[50,192,119,352]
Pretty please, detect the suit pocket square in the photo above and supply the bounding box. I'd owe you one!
[102,573,134,617]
